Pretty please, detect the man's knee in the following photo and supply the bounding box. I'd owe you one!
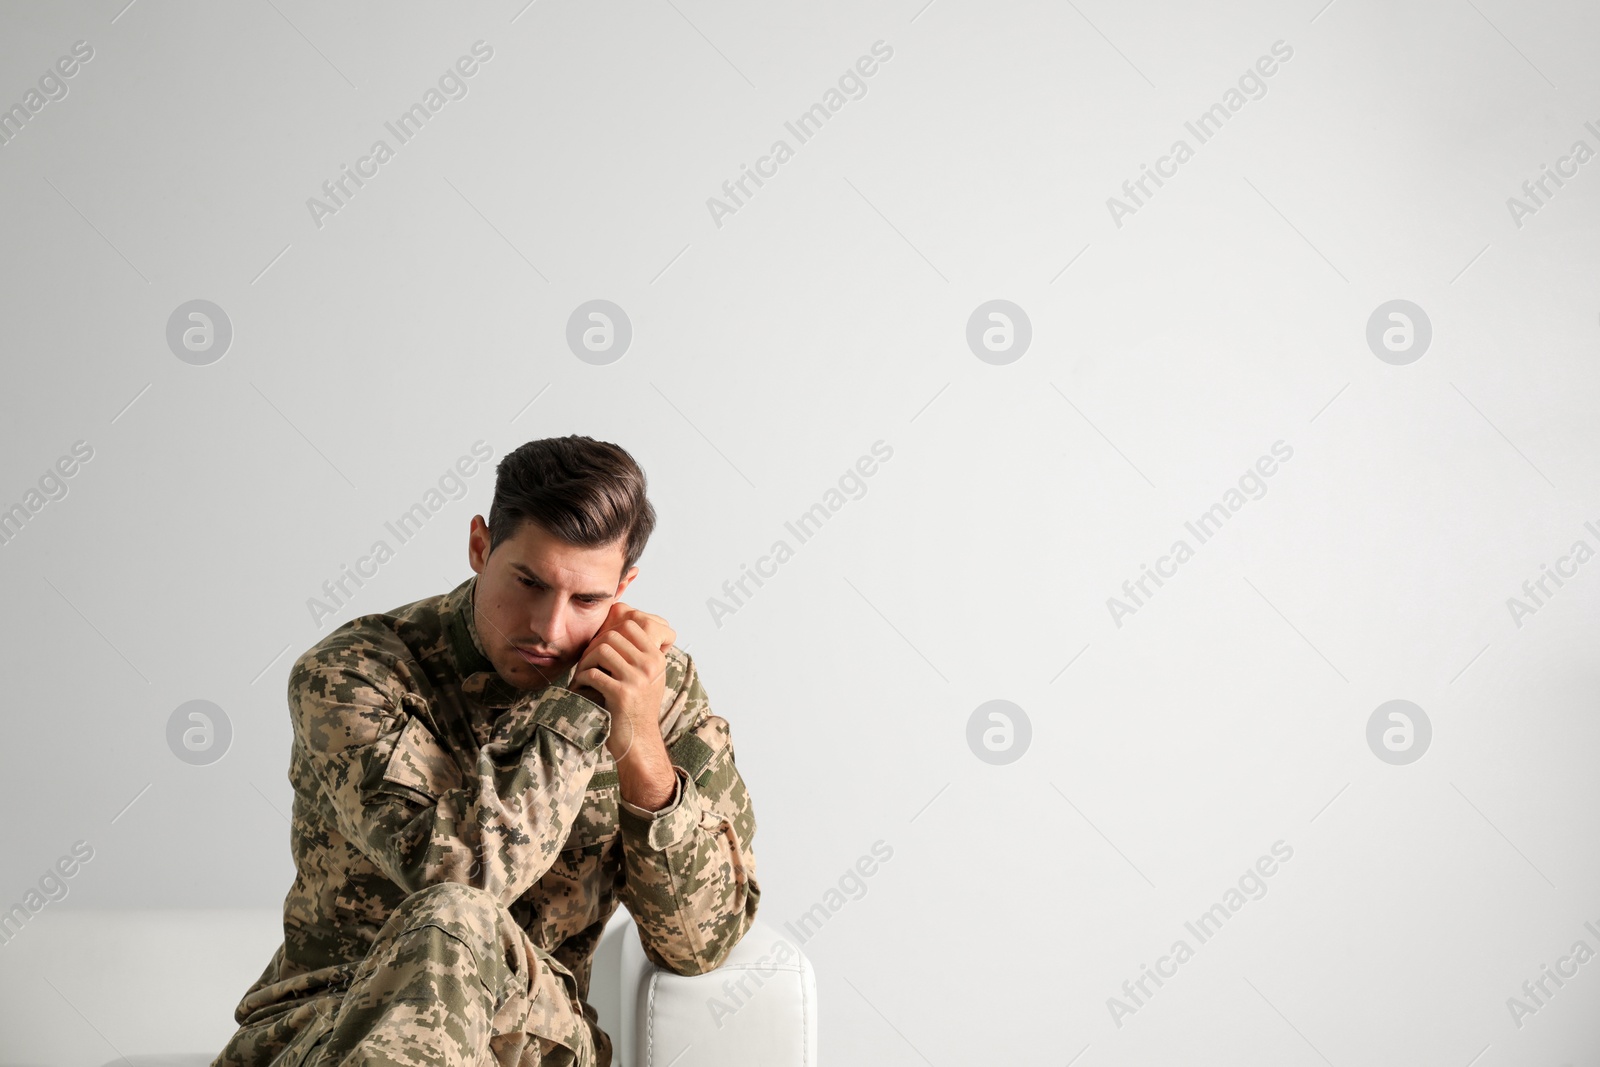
[388,882,512,956]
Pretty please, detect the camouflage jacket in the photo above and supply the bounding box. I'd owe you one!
[220,575,760,1064]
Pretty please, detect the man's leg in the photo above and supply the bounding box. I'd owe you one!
[303,882,595,1067]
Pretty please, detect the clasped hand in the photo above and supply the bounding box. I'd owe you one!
[570,603,676,764]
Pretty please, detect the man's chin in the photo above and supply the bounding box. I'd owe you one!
[507,657,574,690]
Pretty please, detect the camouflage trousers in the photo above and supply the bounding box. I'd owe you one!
[267,883,598,1067]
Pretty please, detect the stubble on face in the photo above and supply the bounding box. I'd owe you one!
[468,519,629,693]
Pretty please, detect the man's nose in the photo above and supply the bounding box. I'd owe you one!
[529,600,568,646]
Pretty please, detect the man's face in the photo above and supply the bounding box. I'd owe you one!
[466,515,637,690]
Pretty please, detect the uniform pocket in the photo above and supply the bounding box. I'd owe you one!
[559,768,620,855]
[519,944,594,1059]
[375,715,462,806]
[523,771,622,944]
[667,713,732,788]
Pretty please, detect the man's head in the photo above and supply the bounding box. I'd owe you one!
[467,435,656,690]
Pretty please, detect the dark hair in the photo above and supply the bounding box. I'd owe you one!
[487,436,656,577]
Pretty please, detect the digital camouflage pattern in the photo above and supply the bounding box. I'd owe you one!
[211,575,760,1067]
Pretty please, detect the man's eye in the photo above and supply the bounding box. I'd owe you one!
[517,576,537,589]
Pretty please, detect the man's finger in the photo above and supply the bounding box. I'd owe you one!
[616,618,656,655]
[635,614,675,651]
[612,633,658,674]
[591,640,640,680]
[571,672,611,709]
[600,607,673,654]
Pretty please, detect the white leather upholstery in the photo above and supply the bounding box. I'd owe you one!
[0,908,814,1067]
[620,918,817,1067]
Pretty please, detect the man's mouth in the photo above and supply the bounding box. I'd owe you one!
[514,646,561,667]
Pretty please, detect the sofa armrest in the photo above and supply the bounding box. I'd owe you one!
[618,917,817,1067]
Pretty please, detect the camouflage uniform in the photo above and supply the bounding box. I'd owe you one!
[212,575,760,1067]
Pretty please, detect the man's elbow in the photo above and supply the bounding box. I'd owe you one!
[660,941,731,977]
[667,900,760,976]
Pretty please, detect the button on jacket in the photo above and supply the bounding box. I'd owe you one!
[213,574,760,1066]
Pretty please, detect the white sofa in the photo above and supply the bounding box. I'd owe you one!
[0,908,816,1067]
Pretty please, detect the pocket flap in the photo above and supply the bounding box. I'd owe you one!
[667,714,730,786]
[378,716,461,804]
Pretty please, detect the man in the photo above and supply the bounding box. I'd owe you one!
[212,435,760,1067]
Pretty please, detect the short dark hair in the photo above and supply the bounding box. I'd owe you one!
[487,435,656,578]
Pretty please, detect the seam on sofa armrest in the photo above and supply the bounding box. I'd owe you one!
[801,956,809,1067]
[645,970,659,1067]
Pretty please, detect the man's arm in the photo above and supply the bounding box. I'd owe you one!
[615,652,761,976]
[289,624,610,906]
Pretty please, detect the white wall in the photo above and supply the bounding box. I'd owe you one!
[2,0,1598,1063]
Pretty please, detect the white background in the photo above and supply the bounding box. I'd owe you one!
[2,0,1599,1062]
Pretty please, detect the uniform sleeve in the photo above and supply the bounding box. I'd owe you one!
[616,653,760,975]
[288,633,611,907]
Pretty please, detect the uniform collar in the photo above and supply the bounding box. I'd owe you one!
[441,574,575,708]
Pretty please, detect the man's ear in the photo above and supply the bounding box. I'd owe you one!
[615,565,639,596]
[467,516,490,574]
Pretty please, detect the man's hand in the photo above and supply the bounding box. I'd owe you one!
[571,603,679,810]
